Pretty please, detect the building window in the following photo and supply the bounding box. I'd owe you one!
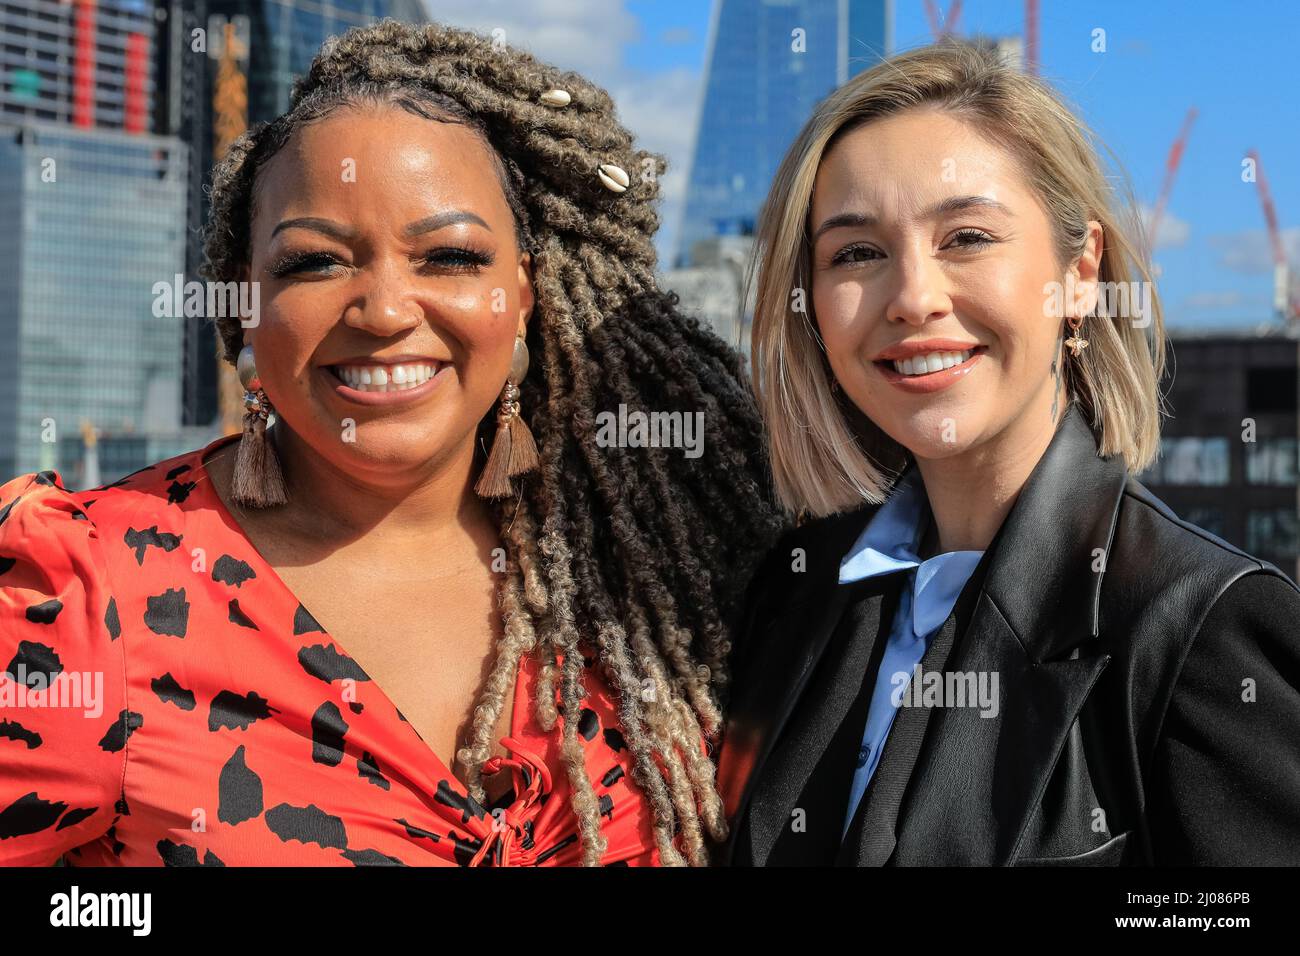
[1247,509,1300,558]
[1246,438,1299,485]
[1148,437,1230,485]
[1247,367,1298,413]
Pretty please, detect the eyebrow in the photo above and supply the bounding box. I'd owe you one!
[811,195,1013,242]
[270,211,491,241]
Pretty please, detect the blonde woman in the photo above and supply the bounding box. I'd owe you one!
[716,40,1300,866]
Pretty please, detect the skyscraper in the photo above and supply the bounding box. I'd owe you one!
[1,0,157,132]
[0,122,189,485]
[210,0,427,123]
[675,0,892,269]
[0,0,196,486]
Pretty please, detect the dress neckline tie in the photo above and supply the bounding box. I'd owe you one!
[467,737,553,867]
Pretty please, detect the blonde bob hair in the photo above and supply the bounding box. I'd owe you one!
[749,39,1166,517]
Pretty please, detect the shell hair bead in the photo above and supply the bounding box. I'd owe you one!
[540,88,571,107]
[597,163,630,194]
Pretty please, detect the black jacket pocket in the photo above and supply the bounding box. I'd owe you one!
[1016,830,1131,866]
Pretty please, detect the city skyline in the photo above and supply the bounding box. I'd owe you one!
[0,0,1294,575]
[425,0,1300,329]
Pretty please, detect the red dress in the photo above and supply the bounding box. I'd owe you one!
[0,438,674,866]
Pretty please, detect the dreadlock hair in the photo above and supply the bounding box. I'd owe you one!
[201,18,784,866]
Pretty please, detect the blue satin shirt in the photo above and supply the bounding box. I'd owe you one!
[838,466,984,838]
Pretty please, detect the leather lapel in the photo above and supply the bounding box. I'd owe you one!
[717,507,872,862]
[884,590,1111,864]
[744,575,901,864]
[852,401,1126,865]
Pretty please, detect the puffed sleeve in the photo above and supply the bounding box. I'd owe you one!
[0,472,128,865]
[1148,570,1300,864]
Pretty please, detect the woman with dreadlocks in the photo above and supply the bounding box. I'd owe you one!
[0,19,781,867]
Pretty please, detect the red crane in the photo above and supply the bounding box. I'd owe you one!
[924,0,963,39]
[1025,0,1039,74]
[1247,149,1300,322]
[923,1,1037,74]
[1149,107,1198,262]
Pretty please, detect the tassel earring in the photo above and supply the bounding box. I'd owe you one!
[231,345,288,508]
[475,334,540,499]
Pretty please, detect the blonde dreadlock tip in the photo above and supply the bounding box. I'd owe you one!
[540,88,571,107]
[597,163,630,193]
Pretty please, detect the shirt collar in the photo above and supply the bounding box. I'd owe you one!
[838,466,985,636]
[838,466,930,583]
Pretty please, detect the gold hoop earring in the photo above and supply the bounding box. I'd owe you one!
[231,345,288,508]
[475,334,540,499]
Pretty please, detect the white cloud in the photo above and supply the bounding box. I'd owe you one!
[1208,227,1300,275]
[1138,203,1191,250]
[418,0,641,80]
[604,65,702,257]
[1179,290,1269,311]
[417,0,702,265]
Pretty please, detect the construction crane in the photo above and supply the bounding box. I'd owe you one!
[1025,0,1038,74]
[212,18,251,436]
[1246,149,1300,322]
[1148,107,1198,266]
[923,1,1038,74]
[924,0,963,39]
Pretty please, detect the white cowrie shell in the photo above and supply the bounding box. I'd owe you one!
[597,163,630,193]
[540,88,571,107]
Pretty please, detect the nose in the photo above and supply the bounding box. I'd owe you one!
[885,243,953,327]
[342,257,423,337]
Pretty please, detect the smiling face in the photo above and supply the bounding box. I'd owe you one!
[810,107,1101,463]
[242,103,533,486]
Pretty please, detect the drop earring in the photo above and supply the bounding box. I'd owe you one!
[475,334,540,499]
[1064,314,1089,357]
[231,345,288,508]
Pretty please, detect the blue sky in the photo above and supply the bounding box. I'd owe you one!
[427,0,1300,328]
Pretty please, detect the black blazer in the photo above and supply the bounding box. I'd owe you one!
[716,401,1300,865]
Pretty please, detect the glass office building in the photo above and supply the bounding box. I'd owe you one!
[210,0,428,122]
[0,0,158,132]
[675,0,892,267]
[1136,327,1300,585]
[0,121,189,485]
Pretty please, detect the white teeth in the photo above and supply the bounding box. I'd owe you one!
[332,363,441,393]
[891,349,975,376]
